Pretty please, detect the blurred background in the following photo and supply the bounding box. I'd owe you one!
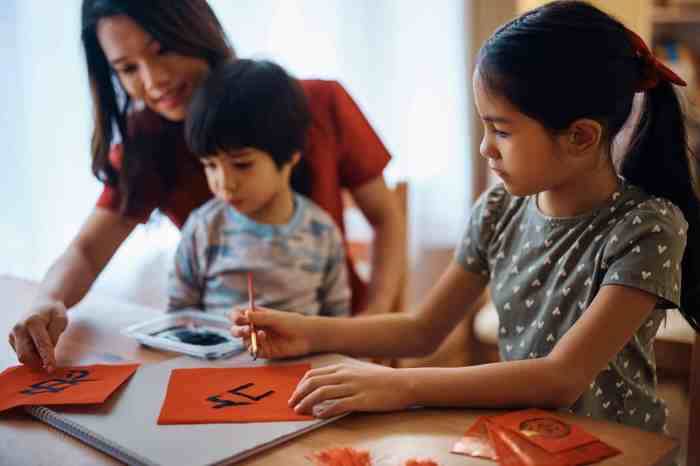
[1,0,476,304]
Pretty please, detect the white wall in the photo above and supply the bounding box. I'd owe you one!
[209,0,473,251]
[2,1,98,279]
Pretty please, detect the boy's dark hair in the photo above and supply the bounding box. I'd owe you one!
[185,59,311,172]
[82,0,234,214]
[477,0,700,331]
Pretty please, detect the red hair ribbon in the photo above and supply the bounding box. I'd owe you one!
[626,28,687,91]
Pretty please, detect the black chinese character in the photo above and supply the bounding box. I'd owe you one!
[20,370,98,396]
[206,383,274,409]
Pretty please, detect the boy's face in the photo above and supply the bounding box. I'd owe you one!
[201,148,299,223]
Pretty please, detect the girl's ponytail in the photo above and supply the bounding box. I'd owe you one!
[623,81,700,331]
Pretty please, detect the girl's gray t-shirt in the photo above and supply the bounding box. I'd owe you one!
[456,180,688,433]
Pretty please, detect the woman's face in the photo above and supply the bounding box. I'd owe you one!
[97,14,210,121]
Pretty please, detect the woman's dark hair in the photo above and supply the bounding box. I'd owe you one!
[81,0,234,214]
[185,59,310,167]
[477,0,700,331]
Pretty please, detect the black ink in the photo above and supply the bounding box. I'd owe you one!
[152,325,230,346]
[228,383,274,401]
[172,329,228,346]
[206,395,251,409]
[20,370,97,396]
[205,383,275,409]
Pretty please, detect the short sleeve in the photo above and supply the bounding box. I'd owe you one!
[455,185,509,276]
[167,213,204,311]
[602,199,688,308]
[94,143,155,223]
[329,81,391,188]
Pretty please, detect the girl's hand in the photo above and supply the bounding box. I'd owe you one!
[229,306,314,359]
[288,364,414,418]
[9,299,68,373]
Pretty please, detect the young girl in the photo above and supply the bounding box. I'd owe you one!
[8,0,404,373]
[232,1,700,434]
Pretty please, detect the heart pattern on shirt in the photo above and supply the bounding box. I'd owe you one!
[462,189,681,426]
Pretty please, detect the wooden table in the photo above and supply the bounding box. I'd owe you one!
[0,276,679,466]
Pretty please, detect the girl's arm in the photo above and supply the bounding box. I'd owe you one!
[8,208,137,370]
[349,175,406,315]
[237,262,488,359]
[291,284,659,417]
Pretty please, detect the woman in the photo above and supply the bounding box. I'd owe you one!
[9,0,404,372]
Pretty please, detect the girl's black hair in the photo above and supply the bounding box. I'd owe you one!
[185,59,311,174]
[477,0,700,331]
[81,0,234,214]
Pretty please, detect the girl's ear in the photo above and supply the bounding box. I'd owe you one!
[565,119,603,157]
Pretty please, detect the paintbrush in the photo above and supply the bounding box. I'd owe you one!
[247,271,258,360]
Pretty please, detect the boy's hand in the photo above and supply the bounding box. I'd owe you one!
[288,364,414,418]
[9,299,68,373]
[229,306,313,359]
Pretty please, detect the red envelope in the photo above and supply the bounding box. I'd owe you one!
[452,410,620,466]
[450,416,498,460]
[486,420,569,466]
[0,363,139,412]
[489,409,598,453]
[157,364,314,424]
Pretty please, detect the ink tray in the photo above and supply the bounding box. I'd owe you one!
[122,310,245,360]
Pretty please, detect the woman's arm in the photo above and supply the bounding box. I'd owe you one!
[291,284,659,417]
[8,208,137,370]
[40,208,137,307]
[349,176,405,315]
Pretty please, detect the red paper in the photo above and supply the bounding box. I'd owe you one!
[490,409,598,453]
[451,410,620,466]
[450,416,498,460]
[0,363,139,412]
[157,364,314,424]
[555,441,620,465]
[311,447,372,466]
[486,421,568,466]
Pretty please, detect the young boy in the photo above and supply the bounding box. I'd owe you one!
[168,59,350,317]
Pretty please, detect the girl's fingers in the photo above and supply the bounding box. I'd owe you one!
[312,397,356,418]
[294,364,343,387]
[293,384,356,415]
[289,371,345,407]
[229,311,249,326]
[230,324,251,338]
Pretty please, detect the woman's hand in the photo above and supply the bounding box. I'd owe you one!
[288,364,414,418]
[229,306,315,359]
[8,299,68,372]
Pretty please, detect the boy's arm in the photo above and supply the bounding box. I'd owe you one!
[318,226,351,317]
[167,220,204,311]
